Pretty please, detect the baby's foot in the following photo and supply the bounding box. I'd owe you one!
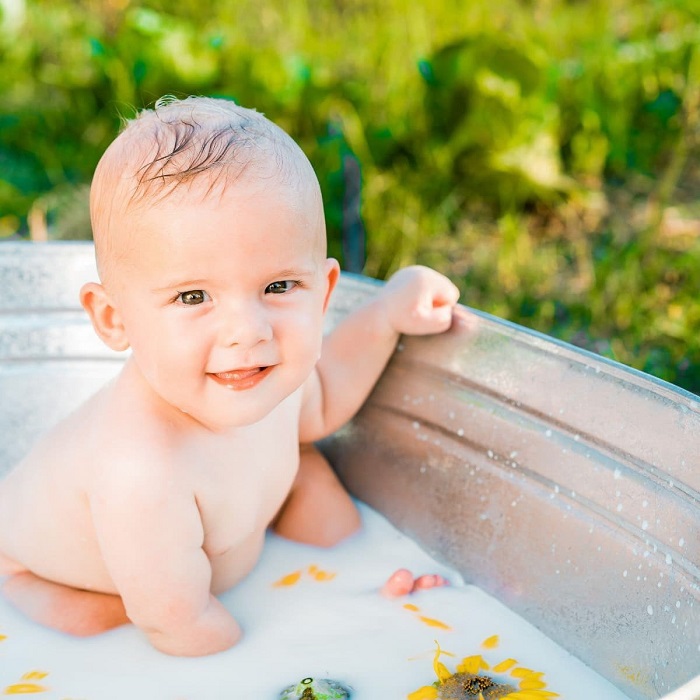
[381,569,450,597]
[412,574,449,591]
[380,568,415,598]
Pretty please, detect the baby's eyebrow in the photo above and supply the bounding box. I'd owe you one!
[152,278,210,292]
[268,267,315,279]
[151,268,317,293]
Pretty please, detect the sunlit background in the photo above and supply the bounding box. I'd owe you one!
[1,0,698,393]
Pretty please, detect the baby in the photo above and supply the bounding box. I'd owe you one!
[0,96,459,656]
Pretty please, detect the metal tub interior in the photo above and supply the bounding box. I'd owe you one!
[1,241,698,700]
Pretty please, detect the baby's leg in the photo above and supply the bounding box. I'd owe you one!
[2,571,129,636]
[272,443,361,547]
[0,550,25,576]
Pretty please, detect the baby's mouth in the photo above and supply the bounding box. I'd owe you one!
[208,366,273,390]
[214,368,263,381]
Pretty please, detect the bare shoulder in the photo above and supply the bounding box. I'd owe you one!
[86,397,189,496]
[1,381,118,484]
[6,374,181,494]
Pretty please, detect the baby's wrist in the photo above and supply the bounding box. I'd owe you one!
[374,294,402,341]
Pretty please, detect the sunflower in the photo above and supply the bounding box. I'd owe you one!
[408,640,559,700]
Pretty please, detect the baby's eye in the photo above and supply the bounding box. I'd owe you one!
[177,290,210,305]
[265,280,297,294]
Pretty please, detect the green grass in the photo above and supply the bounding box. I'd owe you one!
[1,0,698,394]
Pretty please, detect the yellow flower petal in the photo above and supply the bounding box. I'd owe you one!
[481,634,500,649]
[407,687,439,700]
[511,667,537,678]
[492,658,518,673]
[3,683,47,694]
[435,661,452,682]
[430,640,454,682]
[403,603,420,612]
[418,616,452,630]
[19,675,47,682]
[273,570,302,587]
[312,570,336,582]
[456,654,490,674]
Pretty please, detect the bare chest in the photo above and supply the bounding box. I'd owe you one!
[191,419,300,558]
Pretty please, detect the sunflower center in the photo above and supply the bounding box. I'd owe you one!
[437,672,516,699]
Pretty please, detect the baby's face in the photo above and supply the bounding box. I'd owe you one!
[108,179,338,431]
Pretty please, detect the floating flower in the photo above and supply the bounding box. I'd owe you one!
[279,676,351,699]
[408,640,559,700]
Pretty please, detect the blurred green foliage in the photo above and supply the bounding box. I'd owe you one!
[1,0,699,394]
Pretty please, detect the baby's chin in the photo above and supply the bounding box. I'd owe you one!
[182,390,303,432]
[176,406,272,432]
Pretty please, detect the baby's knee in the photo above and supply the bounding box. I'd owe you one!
[0,551,25,576]
[297,444,335,482]
[2,571,129,636]
[299,442,326,462]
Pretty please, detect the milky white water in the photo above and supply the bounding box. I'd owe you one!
[0,502,631,699]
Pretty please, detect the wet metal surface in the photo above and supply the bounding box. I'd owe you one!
[1,241,699,700]
[325,278,700,700]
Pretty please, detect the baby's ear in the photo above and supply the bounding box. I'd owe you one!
[80,282,130,352]
[322,258,341,313]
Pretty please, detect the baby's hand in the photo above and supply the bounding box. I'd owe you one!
[380,265,460,336]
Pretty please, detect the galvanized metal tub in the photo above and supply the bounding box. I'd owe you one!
[0,241,698,699]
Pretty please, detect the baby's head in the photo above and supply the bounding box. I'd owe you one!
[90,95,325,286]
[83,96,339,429]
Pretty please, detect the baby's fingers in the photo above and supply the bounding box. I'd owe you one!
[402,291,457,335]
[437,277,461,308]
[410,302,455,334]
[419,279,460,328]
[384,266,460,335]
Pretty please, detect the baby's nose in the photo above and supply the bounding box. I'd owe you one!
[218,301,273,348]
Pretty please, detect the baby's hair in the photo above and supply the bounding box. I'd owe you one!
[89,95,322,280]
[118,95,312,204]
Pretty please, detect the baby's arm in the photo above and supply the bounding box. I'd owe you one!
[300,265,459,441]
[90,458,240,656]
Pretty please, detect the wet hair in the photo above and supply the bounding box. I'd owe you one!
[104,94,315,205]
[89,95,322,279]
